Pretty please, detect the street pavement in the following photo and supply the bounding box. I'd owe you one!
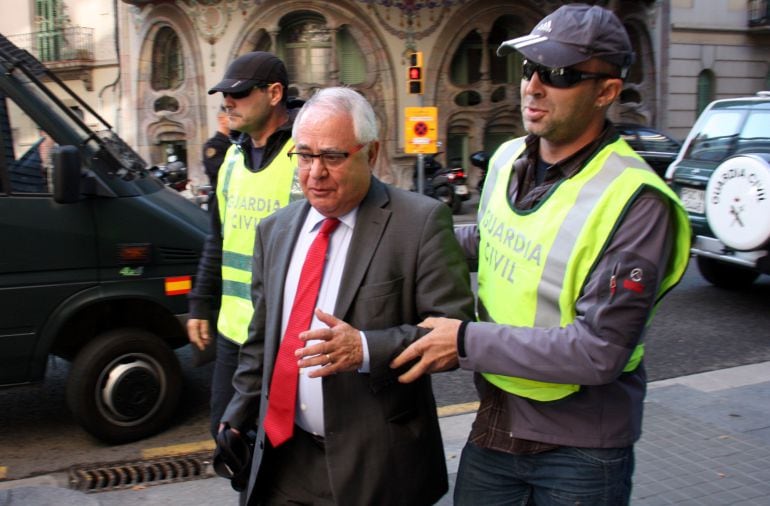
[2,360,770,505]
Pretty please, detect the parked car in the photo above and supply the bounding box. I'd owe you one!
[615,123,682,178]
[666,91,770,288]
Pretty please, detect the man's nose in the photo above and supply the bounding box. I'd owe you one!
[307,157,329,178]
[522,72,545,95]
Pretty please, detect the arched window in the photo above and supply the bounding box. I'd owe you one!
[336,27,366,85]
[279,13,332,85]
[697,69,715,115]
[484,120,518,158]
[488,16,524,85]
[450,31,483,86]
[151,27,184,91]
[252,31,272,52]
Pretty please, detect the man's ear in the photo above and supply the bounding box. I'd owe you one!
[597,78,623,108]
[367,141,380,167]
[268,83,284,106]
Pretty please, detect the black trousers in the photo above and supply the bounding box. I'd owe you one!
[249,427,335,506]
[209,335,240,438]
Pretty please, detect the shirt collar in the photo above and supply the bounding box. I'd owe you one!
[306,206,358,234]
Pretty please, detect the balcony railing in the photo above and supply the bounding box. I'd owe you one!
[7,26,94,63]
[749,0,770,27]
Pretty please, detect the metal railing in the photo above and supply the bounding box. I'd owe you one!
[749,0,770,27]
[7,26,94,63]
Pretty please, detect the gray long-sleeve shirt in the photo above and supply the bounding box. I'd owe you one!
[456,125,676,450]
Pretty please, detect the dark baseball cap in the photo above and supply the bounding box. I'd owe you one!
[208,51,288,95]
[497,4,634,73]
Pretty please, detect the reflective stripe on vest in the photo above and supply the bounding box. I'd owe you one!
[477,138,691,401]
[216,141,299,344]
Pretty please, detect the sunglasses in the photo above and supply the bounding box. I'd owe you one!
[223,84,269,100]
[521,60,616,89]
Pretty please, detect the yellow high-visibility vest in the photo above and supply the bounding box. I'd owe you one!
[216,141,298,344]
[477,137,691,401]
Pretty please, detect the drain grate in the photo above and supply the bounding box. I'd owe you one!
[68,450,213,493]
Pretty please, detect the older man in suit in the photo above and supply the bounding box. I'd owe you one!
[219,86,475,505]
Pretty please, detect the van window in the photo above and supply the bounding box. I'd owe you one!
[2,97,55,194]
[684,110,743,162]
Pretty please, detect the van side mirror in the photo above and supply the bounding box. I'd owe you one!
[53,145,82,204]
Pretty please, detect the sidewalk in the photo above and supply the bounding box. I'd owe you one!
[2,361,770,505]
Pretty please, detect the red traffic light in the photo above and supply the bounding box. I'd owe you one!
[406,51,424,95]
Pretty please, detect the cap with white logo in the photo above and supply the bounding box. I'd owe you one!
[497,4,634,75]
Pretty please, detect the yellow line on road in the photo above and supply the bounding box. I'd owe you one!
[142,439,215,459]
[140,402,479,460]
[437,401,478,417]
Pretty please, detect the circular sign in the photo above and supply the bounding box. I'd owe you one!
[705,154,770,251]
[413,121,428,137]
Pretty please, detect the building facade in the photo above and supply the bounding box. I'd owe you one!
[6,1,766,187]
[664,0,770,139]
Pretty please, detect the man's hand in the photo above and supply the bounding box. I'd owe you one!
[296,309,363,378]
[390,317,462,383]
[187,318,212,351]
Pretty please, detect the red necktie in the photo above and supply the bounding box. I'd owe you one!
[263,217,340,447]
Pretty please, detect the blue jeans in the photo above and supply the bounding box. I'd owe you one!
[454,441,634,506]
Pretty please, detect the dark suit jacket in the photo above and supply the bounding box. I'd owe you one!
[222,177,475,505]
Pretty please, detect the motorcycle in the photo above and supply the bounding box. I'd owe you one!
[413,154,470,215]
[150,155,188,192]
[150,156,212,209]
[470,150,489,192]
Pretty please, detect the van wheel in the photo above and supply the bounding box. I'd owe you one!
[696,256,759,289]
[66,328,182,444]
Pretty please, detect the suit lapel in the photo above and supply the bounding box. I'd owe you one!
[334,178,391,318]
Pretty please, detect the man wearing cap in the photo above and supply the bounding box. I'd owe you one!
[392,4,691,504]
[188,51,304,439]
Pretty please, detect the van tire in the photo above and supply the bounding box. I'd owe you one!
[696,255,759,289]
[66,328,182,444]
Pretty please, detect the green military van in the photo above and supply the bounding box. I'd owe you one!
[667,91,770,288]
[0,34,208,443]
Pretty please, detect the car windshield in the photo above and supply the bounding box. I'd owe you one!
[684,110,743,162]
[735,111,770,155]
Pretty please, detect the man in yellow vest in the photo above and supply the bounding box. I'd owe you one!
[392,4,691,504]
[188,52,303,438]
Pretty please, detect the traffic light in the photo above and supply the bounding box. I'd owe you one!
[407,51,424,95]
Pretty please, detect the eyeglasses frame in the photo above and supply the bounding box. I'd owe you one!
[287,143,367,170]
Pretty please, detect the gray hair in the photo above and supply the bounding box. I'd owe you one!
[293,87,379,143]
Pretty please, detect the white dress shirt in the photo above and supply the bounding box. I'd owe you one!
[280,207,370,436]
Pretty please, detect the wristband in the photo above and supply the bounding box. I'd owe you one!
[457,320,471,358]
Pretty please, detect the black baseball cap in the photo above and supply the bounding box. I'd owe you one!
[497,4,634,74]
[208,51,288,95]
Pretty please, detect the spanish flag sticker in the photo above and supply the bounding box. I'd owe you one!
[165,276,192,296]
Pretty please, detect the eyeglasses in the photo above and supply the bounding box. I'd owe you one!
[287,144,366,170]
[222,84,268,100]
[521,60,615,89]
